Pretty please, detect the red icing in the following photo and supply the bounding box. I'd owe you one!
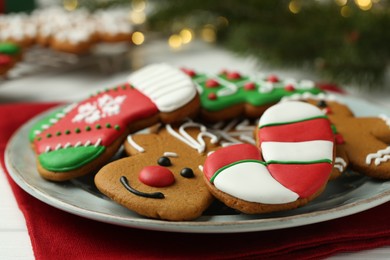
[203,144,261,181]
[206,79,220,88]
[323,107,332,115]
[227,71,241,80]
[180,68,196,77]
[284,84,295,91]
[244,82,256,91]
[0,54,12,66]
[258,118,334,144]
[138,166,175,187]
[267,163,332,198]
[34,85,159,154]
[335,133,345,144]
[267,75,279,83]
[208,93,217,100]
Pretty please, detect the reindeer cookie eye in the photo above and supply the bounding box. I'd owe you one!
[317,100,327,108]
[180,167,194,178]
[157,156,172,166]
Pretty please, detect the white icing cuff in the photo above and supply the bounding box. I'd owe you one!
[259,101,324,128]
[213,161,299,204]
[128,63,197,112]
[261,141,334,163]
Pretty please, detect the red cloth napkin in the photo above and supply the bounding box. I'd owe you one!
[1,102,390,260]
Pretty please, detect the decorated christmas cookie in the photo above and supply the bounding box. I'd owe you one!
[203,101,335,214]
[95,120,255,220]
[306,99,390,179]
[182,68,323,122]
[29,63,200,181]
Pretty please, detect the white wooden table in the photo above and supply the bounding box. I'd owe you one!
[1,40,390,259]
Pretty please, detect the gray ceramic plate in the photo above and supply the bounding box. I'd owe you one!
[5,94,390,233]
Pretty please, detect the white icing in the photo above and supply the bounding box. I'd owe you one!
[213,161,299,204]
[261,141,334,163]
[280,93,336,102]
[163,152,178,157]
[334,157,347,172]
[72,94,126,124]
[258,101,324,128]
[366,147,390,166]
[165,121,218,153]
[127,135,145,153]
[128,64,197,112]
[379,114,390,128]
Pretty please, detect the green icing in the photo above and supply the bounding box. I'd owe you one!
[0,42,21,55]
[266,159,333,165]
[28,107,67,142]
[210,159,266,183]
[38,145,105,172]
[195,73,323,112]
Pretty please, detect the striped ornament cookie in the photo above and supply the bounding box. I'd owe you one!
[29,63,200,181]
[203,101,334,214]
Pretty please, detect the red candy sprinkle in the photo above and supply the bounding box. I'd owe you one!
[206,79,220,88]
[284,84,295,91]
[208,93,217,100]
[139,166,175,187]
[335,134,345,144]
[227,71,241,80]
[267,75,279,83]
[323,107,332,115]
[244,82,256,90]
[0,54,12,66]
[180,68,196,77]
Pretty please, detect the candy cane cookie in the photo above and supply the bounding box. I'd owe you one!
[29,63,200,181]
[182,68,323,122]
[203,101,335,214]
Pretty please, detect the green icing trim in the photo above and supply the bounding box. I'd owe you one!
[210,159,266,183]
[38,145,105,172]
[266,159,333,165]
[28,107,66,142]
[195,73,323,112]
[0,42,21,55]
[258,115,328,129]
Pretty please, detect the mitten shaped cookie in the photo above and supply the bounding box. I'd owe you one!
[203,101,335,214]
[29,63,200,181]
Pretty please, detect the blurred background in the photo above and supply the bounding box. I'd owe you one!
[0,0,389,103]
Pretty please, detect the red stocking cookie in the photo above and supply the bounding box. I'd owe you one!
[29,63,200,181]
[203,101,335,214]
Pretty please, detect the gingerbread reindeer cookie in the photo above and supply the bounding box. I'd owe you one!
[95,120,256,221]
[203,101,335,214]
[29,64,200,181]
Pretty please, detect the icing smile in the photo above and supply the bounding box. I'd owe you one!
[120,176,165,199]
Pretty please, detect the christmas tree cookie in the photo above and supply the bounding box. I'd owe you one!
[182,68,323,122]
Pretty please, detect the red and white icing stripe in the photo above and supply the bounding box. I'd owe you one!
[128,63,196,112]
[204,101,334,204]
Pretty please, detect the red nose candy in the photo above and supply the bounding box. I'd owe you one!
[139,166,175,187]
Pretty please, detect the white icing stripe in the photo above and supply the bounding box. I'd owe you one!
[379,114,390,128]
[213,161,299,204]
[258,101,324,128]
[280,93,336,102]
[261,141,334,163]
[163,152,178,157]
[127,135,145,153]
[128,63,196,112]
[334,157,347,172]
[366,146,390,166]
